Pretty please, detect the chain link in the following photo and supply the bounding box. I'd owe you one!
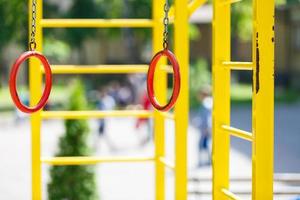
[29,0,37,51]
[163,0,169,50]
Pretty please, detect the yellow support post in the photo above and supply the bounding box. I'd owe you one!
[174,0,189,199]
[152,0,167,200]
[212,0,231,199]
[29,0,43,199]
[252,0,275,199]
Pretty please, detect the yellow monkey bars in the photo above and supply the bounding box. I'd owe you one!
[212,0,274,200]
[29,0,190,199]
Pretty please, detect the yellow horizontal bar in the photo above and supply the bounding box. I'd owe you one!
[47,65,149,74]
[40,19,154,28]
[221,125,253,141]
[42,65,174,74]
[221,188,242,200]
[159,157,175,170]
[41,110,153,119]
[42,156,154,165]
[222,61,253,70]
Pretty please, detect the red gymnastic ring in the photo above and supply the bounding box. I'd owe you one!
[147,49,181,112]
[9,51,52,113]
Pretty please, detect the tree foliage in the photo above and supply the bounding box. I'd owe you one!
[0,0,27,48]
[47,79,98,200]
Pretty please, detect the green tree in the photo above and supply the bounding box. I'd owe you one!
[0,0,27,87]
[47,79,98,200]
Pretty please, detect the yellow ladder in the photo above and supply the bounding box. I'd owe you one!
[27,0,205,199]
[212,0,274,199]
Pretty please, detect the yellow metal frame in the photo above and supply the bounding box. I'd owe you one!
[29,0,274,199]
[212,0,274,200]
[28,0,194,199]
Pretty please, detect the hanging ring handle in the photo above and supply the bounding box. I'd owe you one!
[147,49,181,112]
[9,51,52,113]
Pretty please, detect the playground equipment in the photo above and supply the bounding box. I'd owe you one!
[13,0,274,199]
[25,0,189,199]
[9,0,52,113]
[147,0,181,111]
[212,0,274,199]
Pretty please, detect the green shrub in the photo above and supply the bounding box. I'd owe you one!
[47,79,98,200]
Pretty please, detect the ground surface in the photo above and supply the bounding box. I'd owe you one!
[0,103,299,200]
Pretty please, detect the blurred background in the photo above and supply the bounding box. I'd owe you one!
[0,0,300,199]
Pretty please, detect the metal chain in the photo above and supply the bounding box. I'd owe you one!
[29,0,37,51]
[163,0,169,50]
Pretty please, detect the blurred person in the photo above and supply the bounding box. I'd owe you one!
[96,87,117,151]
[108,81,121,105]
[197,86,213,167]
[135,89,152,146]
[118,85,133,107]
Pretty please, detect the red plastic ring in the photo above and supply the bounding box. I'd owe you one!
[147,49,181,112]
[9,51,52,113]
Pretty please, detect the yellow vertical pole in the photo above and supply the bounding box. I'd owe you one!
[29,0,43,199]
[252,0,274,199]
[174,0,188,199]
[152,0,166,200]
[212,0,231,199]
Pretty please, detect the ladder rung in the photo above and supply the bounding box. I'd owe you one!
[221,188,243,200]
[42,65,174,74]
[41,110,153,119]
[221,125,253,141]
[47,65,149,74]
[42,156,154,165]
[222,61,253,70]
[40,19,154,28]
[159,157,175,170]
[41,65,173,74]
